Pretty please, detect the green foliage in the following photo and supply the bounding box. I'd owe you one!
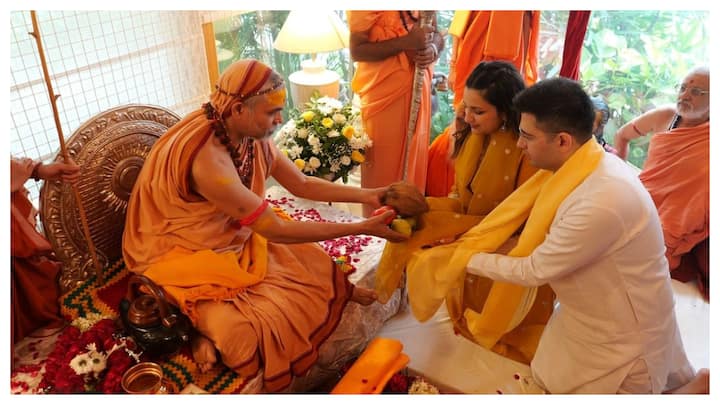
[216,10,709,169]
[574,11,708,168]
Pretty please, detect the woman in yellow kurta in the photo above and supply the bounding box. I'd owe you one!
[348,11,444,216]
[426,11,540,198]
[376,61,553,363]
[122,59,408,392]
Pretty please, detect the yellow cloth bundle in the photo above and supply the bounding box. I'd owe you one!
[331,337,409,394]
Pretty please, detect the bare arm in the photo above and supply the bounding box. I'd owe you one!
[614,106,676,160]
[191,139,408,244]
[349,16,434,62]
[271,146,384,207]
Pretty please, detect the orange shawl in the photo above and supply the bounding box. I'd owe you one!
[639,122,709,270]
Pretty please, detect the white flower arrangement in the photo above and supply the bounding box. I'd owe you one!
[274,94,371,183]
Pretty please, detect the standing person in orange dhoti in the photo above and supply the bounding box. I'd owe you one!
[614,67,710,300]
[122,59,409,392]
[425,10,540,197]
[11,157,80,349]
[347,11,444,216]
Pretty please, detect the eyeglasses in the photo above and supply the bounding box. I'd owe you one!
[676,84,709,97]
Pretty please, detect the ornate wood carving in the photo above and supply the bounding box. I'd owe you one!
[40,104,180,293]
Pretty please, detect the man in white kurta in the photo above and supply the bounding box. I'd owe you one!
[466,77,694,394]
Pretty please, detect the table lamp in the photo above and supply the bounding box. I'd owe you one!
[273,10,349,107]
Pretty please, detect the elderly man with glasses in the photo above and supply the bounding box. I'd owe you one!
[614,66,710,300]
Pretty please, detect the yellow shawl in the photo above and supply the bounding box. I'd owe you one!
[408,139,603,362]
[374,130,535,303]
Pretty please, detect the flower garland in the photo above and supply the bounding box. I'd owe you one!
[38,316,141,393]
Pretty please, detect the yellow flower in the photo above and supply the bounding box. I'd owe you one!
[321,117,334,128]
[294,159,306,170]
[342,125,355,139]
[351,150,365,163]
[301,111,315,122]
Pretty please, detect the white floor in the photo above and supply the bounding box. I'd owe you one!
[376,278,709,394]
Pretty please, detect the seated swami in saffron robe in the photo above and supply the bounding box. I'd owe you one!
[122,59,407,393]
[614,67,710,300]
[640,121,709,299]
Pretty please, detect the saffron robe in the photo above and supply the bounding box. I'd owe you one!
[122,110,352,392]
[639,122,709,296]
[11,184,64,347]
[348,10,432,193]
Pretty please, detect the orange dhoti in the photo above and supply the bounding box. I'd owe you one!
[639,122,709,297]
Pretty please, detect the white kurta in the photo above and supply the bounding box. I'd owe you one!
[466,152,694,393]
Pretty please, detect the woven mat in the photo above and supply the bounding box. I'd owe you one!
[60,260,252,394]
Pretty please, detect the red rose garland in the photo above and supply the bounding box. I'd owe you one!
[39,318,140,393]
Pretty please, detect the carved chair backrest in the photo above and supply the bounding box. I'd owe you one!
[40,104,180,293]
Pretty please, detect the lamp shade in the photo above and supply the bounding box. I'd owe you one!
[273,10,349,54]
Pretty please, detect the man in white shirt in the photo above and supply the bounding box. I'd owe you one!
[466,77,696,393]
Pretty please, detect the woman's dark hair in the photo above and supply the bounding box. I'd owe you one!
[452,61,526,158]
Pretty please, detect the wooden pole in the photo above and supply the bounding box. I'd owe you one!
[29,10,104,284]
[402,11,434,181]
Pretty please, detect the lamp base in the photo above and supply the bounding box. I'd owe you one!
[288,59,340,107]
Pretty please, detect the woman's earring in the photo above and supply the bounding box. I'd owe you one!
[500,120,507,132]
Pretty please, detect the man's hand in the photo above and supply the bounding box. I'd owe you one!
[37,158,81,184]
[413,44,437,69]
[364,186,389,210]
[360,211,410,243]
[404,23,434,50]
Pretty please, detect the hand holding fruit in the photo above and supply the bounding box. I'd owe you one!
[372,205,418,237]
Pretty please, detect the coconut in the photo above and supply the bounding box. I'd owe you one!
[380,182,429,217]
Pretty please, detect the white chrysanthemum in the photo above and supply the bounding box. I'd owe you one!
[330,162,341,173]
[87,351,108,377]
[307,134,319,146]
[340,155,352,166]
[297,128,309,139]
[309,156,321,169]
[69,353,94,376]
[289,145,303,159]
[349,137,364,149]
[332,113,347,125]
[317,96,343,110]
[328,130,340,138]
[312,144,322,155]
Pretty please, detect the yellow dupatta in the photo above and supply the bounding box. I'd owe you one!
[374,130,533,303]
[407,139,604,361]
